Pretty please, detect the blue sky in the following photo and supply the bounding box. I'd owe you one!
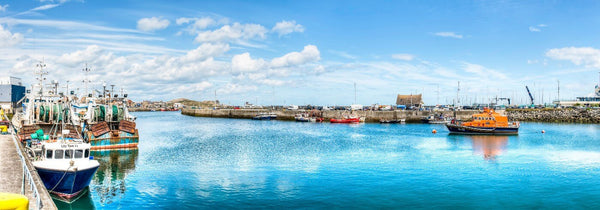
[1,0,600,106]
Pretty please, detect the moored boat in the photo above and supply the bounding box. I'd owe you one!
[446,107,519,135]
[252,113,276,120]
[330,117,360,123]
[33,132,100,200]
[379,118,406,124]
[421,114,451,124]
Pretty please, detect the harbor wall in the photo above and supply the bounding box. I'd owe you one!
[181,108,480,123]
[506,108,600,123]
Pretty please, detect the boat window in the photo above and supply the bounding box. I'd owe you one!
[84,149,89,158]
[75,150,83,159]
[55,150,64,159]
[46,150,53,159]
[65,149,73,159]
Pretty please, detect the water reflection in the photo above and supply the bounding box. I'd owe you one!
[90,149,139,204]
[468,135,508,161]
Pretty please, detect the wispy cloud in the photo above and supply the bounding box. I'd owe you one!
[0,4,9,12]
[330,50,357,59]
[0,18,142,33]
[433,32,463,39]
[391,54,414,61]
[529,24,547,32]
[31,4,59,11]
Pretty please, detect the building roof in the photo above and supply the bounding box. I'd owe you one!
[396,94,423,106]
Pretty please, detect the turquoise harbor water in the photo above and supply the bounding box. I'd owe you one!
[56,112,600,209]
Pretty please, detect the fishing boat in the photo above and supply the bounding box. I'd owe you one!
[81,100,139,150]
[72,68,139,150]
[32,130,100,200]
[330,118,360,123]
[446,107,519,135]
[252,113,276,120]
[330,114,360,123]
[295,113,325,122]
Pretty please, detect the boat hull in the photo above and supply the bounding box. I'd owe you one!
[35,165,99,199]
[330,118,360,123]
[86,130,139,150]
[252,116,276,120]
[446,124,519,135]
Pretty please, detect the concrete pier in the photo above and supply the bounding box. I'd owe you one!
[0,134,57,209]
[182,108,481,123]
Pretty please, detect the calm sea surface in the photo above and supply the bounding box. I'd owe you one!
[55,111,600,209]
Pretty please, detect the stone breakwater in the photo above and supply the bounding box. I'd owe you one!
[181,108,480,123]
[507,109,600,123]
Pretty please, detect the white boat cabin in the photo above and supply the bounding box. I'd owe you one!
[42,141,91,160]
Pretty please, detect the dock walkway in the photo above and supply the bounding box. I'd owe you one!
[0,134,57,209]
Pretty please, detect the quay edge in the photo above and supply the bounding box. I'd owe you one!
[181,108,482,123]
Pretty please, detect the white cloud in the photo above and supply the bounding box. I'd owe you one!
[56,45,113,67]
[0,4,8,12]
[137,17,170,32]
[434,32,463,39]
[182,43,230,62]
[176,17,220,36]
[546,47,600,69]
[231,52,267,74]
[271,45,320,68]
[391,54,414,61]
[272,20,304,36]
[0,25,23,47]
[194,22,267,43]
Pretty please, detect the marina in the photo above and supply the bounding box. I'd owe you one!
[3,1,600,209]
[46,112,600,208]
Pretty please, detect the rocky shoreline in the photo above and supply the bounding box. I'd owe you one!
[507,108,600,123]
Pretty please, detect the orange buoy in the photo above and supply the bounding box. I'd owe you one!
[432,129,437,134]
[541,130,545,133]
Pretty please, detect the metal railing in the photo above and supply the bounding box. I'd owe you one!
[7,115,43,210]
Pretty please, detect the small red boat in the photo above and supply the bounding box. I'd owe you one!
[330,118,360,123]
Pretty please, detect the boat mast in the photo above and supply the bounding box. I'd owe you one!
[354,82,357,105]
[456,81,460,108]
[82,64,91,97]
[35,61,48,100]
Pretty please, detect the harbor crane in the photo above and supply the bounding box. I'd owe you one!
[525,85,534,105]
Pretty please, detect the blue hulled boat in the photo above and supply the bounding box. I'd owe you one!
[252,113,277,120]
[33,137,100,200]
